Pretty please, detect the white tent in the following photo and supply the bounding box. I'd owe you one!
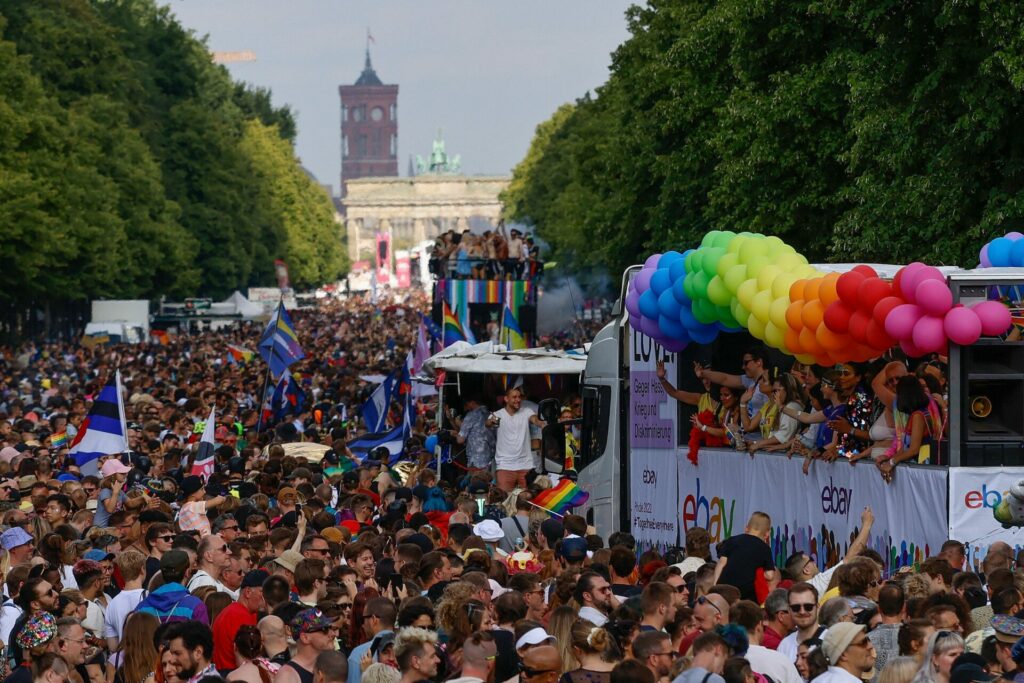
[208,291,265,320]
[423,341,587,376]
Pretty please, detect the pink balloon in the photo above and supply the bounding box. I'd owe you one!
[895,263,926,300]
[902,265,944,302]
[973,300,1012,336]
[634,267,655,294]
[900,338,925,358]
[1008,232,1024,241]
[944,306,982,346]
[884,303,922,341]
[912,315,946,354]
[915,279,953,316]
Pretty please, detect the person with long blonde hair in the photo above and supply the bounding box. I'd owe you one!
[110,611,159,683]
[549,606,581,674]
[561,620,619,683]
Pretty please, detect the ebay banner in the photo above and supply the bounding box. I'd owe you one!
[678,449,948,573]
[628,327,680,552]
[948,468,1024,570]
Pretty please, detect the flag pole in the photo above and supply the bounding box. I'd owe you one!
[255,299,283,436]
[526,499,564,519]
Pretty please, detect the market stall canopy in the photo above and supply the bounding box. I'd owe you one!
[260,441,330,462]
[423,341,587,375]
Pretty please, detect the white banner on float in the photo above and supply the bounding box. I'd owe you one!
[678,449,948,572]
[949,468,1024,570]
[628,326,680,552]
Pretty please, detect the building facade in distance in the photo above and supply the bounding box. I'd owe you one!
[339,48,398,195]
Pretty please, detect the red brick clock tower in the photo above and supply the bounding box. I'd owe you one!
[339,48,398,196]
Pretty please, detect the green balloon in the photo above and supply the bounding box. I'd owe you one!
[717,306,740,330]
[723,264,748,294]
[692,297,718,325]
[683,273,695,300]
[712,231,737,249]
[701,231,718,248]
[707,275,731,307]
[690,250,704,275]
[684,251,695,273]
[731,300,751,328]
[701,247,724,278]
[692,270,710,300]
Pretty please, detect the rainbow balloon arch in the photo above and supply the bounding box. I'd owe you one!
[625,231,1016,364]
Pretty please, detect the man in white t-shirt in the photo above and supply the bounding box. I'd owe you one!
[489,387,546,492]
[103,550,147,651]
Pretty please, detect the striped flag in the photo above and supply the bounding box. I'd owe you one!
[347,424,406,464]
[532,478,589,516]
[259,302,305,379]
[191,406,216,482]
[501,306,527,350]
[442,301,467,347]
[50,432,68,449]
[69,371,128,477]
[226,344,255,365]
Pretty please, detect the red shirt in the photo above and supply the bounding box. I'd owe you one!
[762,626,784,650]
[212,601,258,670]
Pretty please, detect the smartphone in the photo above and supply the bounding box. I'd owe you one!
[389,573,403,594]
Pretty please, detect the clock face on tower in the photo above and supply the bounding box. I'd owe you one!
[371,106,384,122]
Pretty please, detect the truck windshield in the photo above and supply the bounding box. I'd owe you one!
[579,384,610,470]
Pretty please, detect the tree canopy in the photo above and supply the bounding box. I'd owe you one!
[0,0,346,306]
[502,0,1024,281]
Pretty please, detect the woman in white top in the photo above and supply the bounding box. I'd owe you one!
[744,373,807,454]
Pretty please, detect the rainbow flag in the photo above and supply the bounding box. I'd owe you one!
[442,301,467,347]
[532,478,589,515]
[50,432,68,449]
[226,344,255,365]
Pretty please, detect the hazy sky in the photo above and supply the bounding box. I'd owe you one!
[167,1,634,193]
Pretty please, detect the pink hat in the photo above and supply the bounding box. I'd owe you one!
[100,459,131,478]
[0,447,19,465]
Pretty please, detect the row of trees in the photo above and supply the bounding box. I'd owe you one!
[502,0,1024,281]
[0,0,346,307]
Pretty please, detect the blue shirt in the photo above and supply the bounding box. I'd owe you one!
[348,630,393,683]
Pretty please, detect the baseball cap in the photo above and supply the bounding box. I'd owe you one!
[0,527,33,551]
[274,549,305,573]
[515,627,555,650]
[241,569,270,589]
[559,537,589,563]
[84,549,114,562]
[822,623,866,665]
[473,520,503,543]
[290,608,336,639]
[100,459,131,478]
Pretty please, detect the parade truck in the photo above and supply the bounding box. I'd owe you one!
[575,254,1024,573]
[83,299,149,345]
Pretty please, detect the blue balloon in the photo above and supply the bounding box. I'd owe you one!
[989,238,1014,267]
[717,321,742,333]
[688,323,719,345]
[658,314,687,340]
[678,304,699,330]
[672,275,692,306]
[668,259,687,282]
[639,289,660,319]
[650,269,673,295]
[658,251,684,270]
[658,288,682,319]
[1011,239,1024,267]
[425,435,438,452]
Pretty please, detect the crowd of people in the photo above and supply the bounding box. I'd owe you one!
[657,346,949,479]
[0,284,1009,683]
[429,227,543,281]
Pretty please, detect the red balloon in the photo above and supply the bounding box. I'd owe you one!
[852,265,878,278]
[872,295,904,326]
[823,301,853,333]
[848,310,871,344]
[857,278,892,313]
[892,269,905,300]
[865,318,893,350]
[836,271,866,306]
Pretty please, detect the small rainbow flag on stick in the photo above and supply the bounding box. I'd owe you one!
[442,301,467,347]
[50,432,68,449]
[532,478,589,516]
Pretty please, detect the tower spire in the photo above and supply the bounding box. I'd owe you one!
[355,27,382,86]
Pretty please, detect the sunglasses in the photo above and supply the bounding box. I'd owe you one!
[156,535,174,542]
[520,664,558,677]
[789,602,816,613]
[674,584,688,594]
[697,596,722,615]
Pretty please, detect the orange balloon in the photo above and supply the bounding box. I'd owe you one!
[784,327,803,354]
[789,279,807,302]
[816,325,847,352]
[785,301,805,330]
[815,353,835,367]
[803,277,823,302]
[799,327,824,355]
[819,274,841,307]
[801,300,824,329]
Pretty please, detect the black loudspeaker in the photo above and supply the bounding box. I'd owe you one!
[431,301,443,329]
[519,304,537,335]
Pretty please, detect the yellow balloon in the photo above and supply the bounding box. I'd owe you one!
[716,252,740,279]
[727,236,748,255]
[769,296,790,330]
[739,239,768,263]
[775,253,804,273]
[751,289,773,324]
[723,264,748,293]
[771,273,799,299]
[757,264,783,291]
[737,279,759,309]
[745,255,771,279]
[764,321,786,349]
[747,314,766,340]
[707,275,731,307]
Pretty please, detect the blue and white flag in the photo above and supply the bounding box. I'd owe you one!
[190,406,216,482]
[361,371,396,433]
[258,302,305,379]
[347,424,406,464]
[69,370,128,477]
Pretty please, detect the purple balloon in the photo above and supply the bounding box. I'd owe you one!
[644,253,662,269]
[628,313,642,331]
[660,337,688,353]
[625,290,641,318]
[980,243,992,268]
[634,267,655,294]
[1008,232,1024,241]
[640,315,661,339]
